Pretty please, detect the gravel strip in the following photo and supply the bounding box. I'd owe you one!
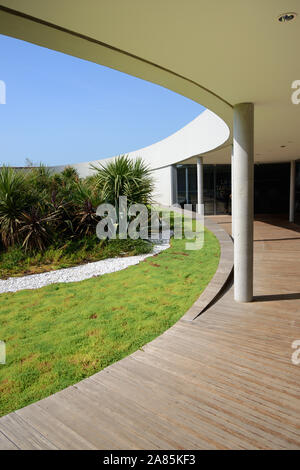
[0,240,170,294]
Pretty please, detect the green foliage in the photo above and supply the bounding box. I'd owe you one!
[0,160,155,276]
[61,165,79,182]
[0,166,28,248]
[0,159,153,256]
[19,206,59,252]
[91,155,154,206]
[25,164,53,195]
[70,180,103,237]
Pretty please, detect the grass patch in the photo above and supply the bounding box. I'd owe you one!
[0,237,152,279]
[0,224,220,417]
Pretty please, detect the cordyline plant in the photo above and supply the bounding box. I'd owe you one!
[19,206,59,252]
[71,181,103,237]
[0,157,154,254]
[0,166,27,248]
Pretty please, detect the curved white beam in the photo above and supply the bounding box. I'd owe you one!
[51,109,230,177]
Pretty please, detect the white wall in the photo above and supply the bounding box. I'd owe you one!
[152,166,173,206]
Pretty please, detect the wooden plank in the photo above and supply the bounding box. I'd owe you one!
[0,430,19,450]
[0,413,57,450]
[37,385,160,449]
[16,404,98,450]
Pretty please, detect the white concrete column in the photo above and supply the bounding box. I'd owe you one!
[197,156,204,215]
[231,145,235,238]
[289,160,296,223]
[233,103,254,303]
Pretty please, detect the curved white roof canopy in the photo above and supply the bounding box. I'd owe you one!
[52,110,229,177]
[0,0,299,167]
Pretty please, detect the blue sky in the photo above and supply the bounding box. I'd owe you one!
[0,34,204,167]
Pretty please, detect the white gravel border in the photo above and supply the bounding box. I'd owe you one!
[0,240,170,294]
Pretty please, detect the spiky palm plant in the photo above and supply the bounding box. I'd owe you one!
[61,165,79,182]
[0,166,27,248]
[91,155,154,207]
[46,189,74,239]
[71,181,102,237]
[27,164,53,194]
[19,206,59,252]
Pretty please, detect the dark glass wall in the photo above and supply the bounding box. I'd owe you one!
[216,165,231,214]
[176,162,291,216]
[176,165,197,205]
[203,165,215,215]
[176,164,232,215]
[254,163,290,214]
[177,166,187,204]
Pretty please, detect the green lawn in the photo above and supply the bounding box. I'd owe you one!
[0,227,219,417]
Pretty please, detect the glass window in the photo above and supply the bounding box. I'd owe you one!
[216,165,231,215]
[175,162,292,218]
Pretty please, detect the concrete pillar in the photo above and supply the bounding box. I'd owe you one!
[231,145,235,238]
[185,167,189,204]
[233,103,254,303]
[289,160,296,223]
[197,156,204,215]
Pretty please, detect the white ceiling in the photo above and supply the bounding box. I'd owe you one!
[0,0,300,163]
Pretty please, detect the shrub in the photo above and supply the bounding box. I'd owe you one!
[0,157,154,257]
[19,205,59,252]
[0,166,28,248]
[61,165,79,182]
[91,155,154,207]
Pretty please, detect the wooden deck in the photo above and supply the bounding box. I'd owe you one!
[0,216,299,449]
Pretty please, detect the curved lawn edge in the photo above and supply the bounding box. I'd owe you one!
[181,214,233,321]
[0,216,221,418]
[157,205,233,321]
